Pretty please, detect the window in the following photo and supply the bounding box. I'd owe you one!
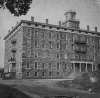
[26,62,30,68]
[65,44,67,49]
[49,52,53,58]
[26,50,31,57]
[66,35,68,40]
[42,63,45,69]
[49,32,52,39]
[88,56,92,61]
[42,32,45,38]
[64,54,68,59]
[81,55,86,61]
[86,37,89,43]
[57,33,60,40]
[57,72,60,75]
[75,54,79,60]
[42,72,45,76]
[92,38,94,44]
[93,46,96,52]
[35,72,38,76]
[72,44,74,50]
[42,52,46,58]
[71,63,74,69]
[57,63,60,69]
[98,47,100,52]
[35,62,38,69]
[26,72,30,77]
[49,63,52,69]
[63,43,67,49]
[11,39,16,45]
[35,41,38,47]
[57,43,60,49]
[34,51,38,57]
[99,39,100,44]
[72,35,74,41]
[65,64,67,69]
[49,42,53,49]
[49,72,52,76]
[35,30,38,37]
[42,41,45,48]
[93,65,95,71]
[57,53,60,59]
[93,56,96,61]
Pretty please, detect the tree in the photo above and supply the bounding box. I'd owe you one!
[0,0,32,16]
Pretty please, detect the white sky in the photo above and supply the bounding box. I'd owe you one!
[0,0,100,67]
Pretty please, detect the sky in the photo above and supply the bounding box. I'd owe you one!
[0,0,100,67]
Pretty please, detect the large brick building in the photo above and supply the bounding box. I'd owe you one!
[4,10,100,79]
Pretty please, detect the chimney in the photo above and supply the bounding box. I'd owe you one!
[87,25,89,31]
[12,26,13,29]
[31,16,34,22]
[95,27,97,32]
[59,21,61,26]
[46,19,48,24]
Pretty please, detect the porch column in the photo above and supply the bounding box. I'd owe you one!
[80,63,81,72]
[92,63,93,71]
[73,63,75,71]
[86,63,87,72]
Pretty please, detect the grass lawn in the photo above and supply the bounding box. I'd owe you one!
[0,79,100,98]
[0,83,32,98]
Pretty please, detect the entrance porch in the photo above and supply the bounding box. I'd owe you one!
[71,61,95,72]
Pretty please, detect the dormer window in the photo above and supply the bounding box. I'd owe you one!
[49,26,52,29]
[27,22,31,25]
[11,39,16,45]
[79,31,81,33]
[71,29,74,32]
[11,48,16,53]
[57,27,59,30]
[35,24,38,27]
[42,25,45,28]
[64,28,67,31]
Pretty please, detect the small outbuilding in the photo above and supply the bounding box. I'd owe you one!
[0,68,4,78]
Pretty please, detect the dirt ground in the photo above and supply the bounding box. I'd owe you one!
[0,79,100,98]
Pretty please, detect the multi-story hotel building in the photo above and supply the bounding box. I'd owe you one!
[4,10,100,79]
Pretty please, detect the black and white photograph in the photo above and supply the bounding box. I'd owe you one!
[0,0,100,98]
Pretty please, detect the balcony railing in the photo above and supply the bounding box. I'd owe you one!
[8,58,16,62]
[11,48,16,53]
[74,39,87,44]
[75,47,87,53]
[72,57,93,62]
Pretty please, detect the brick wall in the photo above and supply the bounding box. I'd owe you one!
[4,23,100,79]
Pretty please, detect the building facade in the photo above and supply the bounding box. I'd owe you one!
[4,10,100,79]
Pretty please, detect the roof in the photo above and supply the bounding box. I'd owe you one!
[4,20,100,40]
[65,10,76,15]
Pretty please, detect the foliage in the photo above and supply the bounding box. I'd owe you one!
[0,0,32,16]
[91,70,100,94]
[72,73,92,90]
[0,0,5,8]
[73,70,100,94]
